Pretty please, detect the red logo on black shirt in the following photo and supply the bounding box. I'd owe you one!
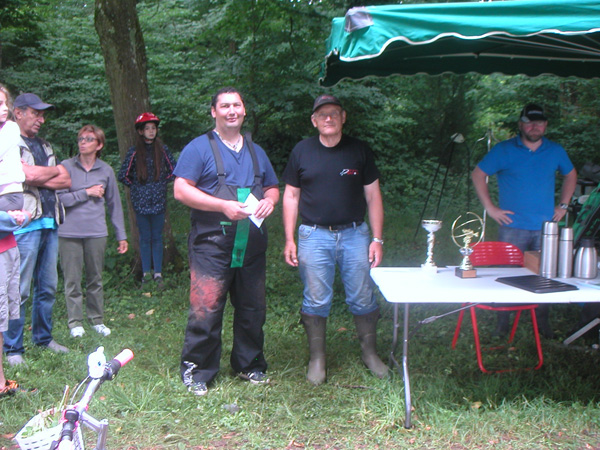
[340,169,358,176]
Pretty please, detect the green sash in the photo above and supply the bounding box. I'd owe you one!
[231,188,251,268]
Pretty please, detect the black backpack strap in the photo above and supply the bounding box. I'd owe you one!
[207,131,227,187]
[244,133,262,185]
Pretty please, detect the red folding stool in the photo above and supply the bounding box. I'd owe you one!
[451,241,544,373]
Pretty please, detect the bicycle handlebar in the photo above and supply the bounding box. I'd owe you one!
[113,349,134,368]
[52,349,134,450]
[103,348,134,381]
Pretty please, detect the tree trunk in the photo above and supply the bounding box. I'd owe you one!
[94,0,182,278]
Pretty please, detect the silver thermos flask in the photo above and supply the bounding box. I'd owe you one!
[574,237,598,279]
[540,221,558,278]
[557,227,574,278]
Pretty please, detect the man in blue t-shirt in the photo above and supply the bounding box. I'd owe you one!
[472,103,577,338]
[173,87,279,397]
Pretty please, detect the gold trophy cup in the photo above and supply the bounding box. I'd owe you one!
[421,219,443,272]
[451,212,484,278]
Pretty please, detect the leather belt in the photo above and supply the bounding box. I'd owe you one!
[304,221,363,232]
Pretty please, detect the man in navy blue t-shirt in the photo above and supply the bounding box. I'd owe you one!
[173,87,279,397]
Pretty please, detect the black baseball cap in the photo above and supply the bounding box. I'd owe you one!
[313,94,342,113]
[520,103,547,122]
[13,93,55,111]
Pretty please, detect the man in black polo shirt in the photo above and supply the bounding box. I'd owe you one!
[282,94,388,385]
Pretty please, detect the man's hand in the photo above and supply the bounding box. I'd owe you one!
[253,197,275,219]
[369,241,383,268]
[21,160,40,181]
[86,184,105,198]
[553,206,568,222]
[284,240,298,267]
[222,200,251,221]
[486,205,515,225]
[117,240,128,254]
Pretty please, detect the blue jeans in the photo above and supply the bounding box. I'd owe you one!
[297,222,378,317]
[3,228,59,355]
[135,212,164,274]
[498,226,541,252]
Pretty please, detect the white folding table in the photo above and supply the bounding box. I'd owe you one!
[370,266,600,428]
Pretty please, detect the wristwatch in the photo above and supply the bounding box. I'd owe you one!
[372,237,384,245]
[559,203,569,210]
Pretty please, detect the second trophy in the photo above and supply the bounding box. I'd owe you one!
[451,212,484,278]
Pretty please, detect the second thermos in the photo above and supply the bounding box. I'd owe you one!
[557,227,574,278]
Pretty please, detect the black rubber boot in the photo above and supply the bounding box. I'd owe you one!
[300,312,327,386]
[536,304,555,339]
[353,309,389,379]
[492,311,510,338]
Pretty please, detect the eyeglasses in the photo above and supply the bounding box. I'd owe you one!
[314,111,341,121]
[78,136,97,143]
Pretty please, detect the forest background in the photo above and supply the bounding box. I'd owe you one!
[3,0,600,232]
[2,0,600,449]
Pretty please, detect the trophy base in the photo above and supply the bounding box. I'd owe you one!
[455,267,477,278]
[421,263,438,274]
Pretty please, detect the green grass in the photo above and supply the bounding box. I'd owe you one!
[2,207,600,449]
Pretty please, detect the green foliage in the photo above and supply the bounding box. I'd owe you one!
[0,0,44,68]
[2,1,112,159]
[5,0,600,214]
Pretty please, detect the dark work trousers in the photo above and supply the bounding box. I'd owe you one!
[181,219,268,385]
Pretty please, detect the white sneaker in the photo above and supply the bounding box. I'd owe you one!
[70,326,85,338]
[7,354,26,367]
[92,324,111,336]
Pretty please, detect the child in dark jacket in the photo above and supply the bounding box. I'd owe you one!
[118,113,176,289]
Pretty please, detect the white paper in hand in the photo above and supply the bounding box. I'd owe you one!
[243,193,264,228]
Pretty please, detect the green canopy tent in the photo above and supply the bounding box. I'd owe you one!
[319,0,600,86]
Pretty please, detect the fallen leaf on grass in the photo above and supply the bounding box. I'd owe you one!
[471,401,482,410]
[163,434,186,443]
[222,432,240,439]
[142,292,151,297]
[127,314,136,319]
[145,309,155,315]
[287,439,305,448]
